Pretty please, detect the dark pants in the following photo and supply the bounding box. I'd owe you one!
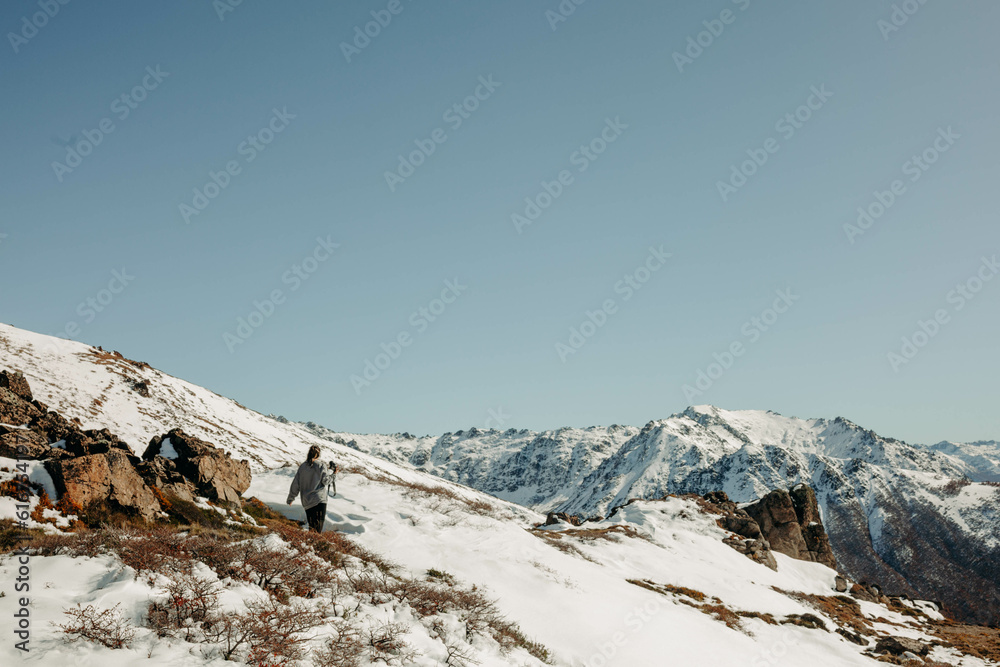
[305,503,326,533]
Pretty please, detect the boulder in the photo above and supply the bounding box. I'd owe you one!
[45,450,161,521]
[745,490,810,559]
[0,370,33,401]
[874,636,929,657]
[0,427,52,459]
[28,410,78,444]
[744,486,837,569]
[835,575,849,593]
[144,429,250,505]
[64,428,133,458]
[0,387,40,427]
[721,515,763,540]
[802,521,838,569]
[135,456,196,503]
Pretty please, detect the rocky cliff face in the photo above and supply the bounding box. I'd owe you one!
[743,485,837,569]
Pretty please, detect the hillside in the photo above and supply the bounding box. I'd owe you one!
[1,322,998,666]
[299,408,1000,627]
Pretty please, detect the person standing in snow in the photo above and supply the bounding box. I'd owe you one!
[286,445,337,532]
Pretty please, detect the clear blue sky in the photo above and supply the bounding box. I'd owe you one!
[2,1,998,444]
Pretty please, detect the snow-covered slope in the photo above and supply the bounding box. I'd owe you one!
[0,323,334,469]
[301,409,1000,628]
[4,468,991,667]
[929,440,1000,482]
[1,321,998,662]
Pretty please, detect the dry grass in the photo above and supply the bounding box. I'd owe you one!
[929,620,1000,662]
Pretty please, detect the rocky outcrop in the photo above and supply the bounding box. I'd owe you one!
[874,635,929,657]
[0,426,52,459]
[2,367,252,521]
[744,486,837,569]
[142,429,251,505]
[46,450,160,521]
[699,491,778,571]
[0,370,33,401]
[0,386,41,427]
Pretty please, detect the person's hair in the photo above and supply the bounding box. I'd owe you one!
[306,445,321,464]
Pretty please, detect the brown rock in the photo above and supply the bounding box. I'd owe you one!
[28,410,77,443]
[0,387,40,427]
[722,515,763,540]
[745,489,810,560]
[135,457,196,503]
[45,451,161,521]
[789,483,823,526]
[0,370,33,401]
[874,636,929,657]
[802,521,838,569]
[144,429,250,505]
[0,427,51,459]
[64,428,133,457]
[744,486,837,569]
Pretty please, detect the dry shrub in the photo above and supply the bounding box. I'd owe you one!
[314,618,365,667]
[426,568,457,585]
[777,589,873,638]
[147,565,221,639]
[628,579,709,602]
[236,539,333,600]
[365,620,416,665]
[55,493,82,516]
[781,613,827,631]
[343,565,396,606]
[444,640,481,667]
[203,597,330,664]
[57,603,135,649]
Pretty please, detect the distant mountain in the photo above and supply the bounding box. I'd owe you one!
[300,406,1000,627]
[928,440,1000,482]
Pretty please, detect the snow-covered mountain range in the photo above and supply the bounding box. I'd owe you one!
[1,322,998,667]
[298,407,1000,628]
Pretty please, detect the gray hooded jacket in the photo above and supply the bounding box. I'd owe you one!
[287,460,333,509]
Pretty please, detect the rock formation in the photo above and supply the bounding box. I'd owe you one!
[743,485,837,569]
[1,367,251,521]
[141,429,251,504]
